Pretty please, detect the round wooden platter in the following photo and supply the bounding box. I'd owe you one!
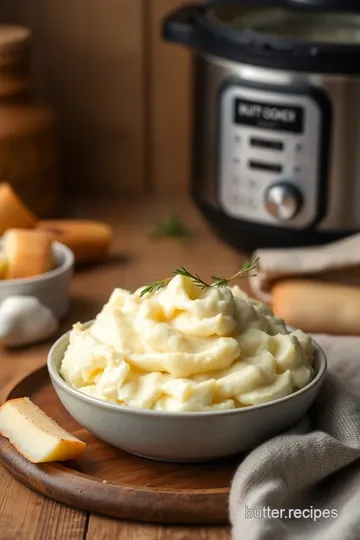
[0,366,240,525]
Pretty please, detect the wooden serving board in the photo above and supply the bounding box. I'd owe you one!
[0,367,239,525]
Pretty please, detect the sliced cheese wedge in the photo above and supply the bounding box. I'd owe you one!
[0,397,86,463]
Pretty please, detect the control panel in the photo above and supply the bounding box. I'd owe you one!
[218,85,323,228]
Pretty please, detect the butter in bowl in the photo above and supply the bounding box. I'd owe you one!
[47,267,327,463]
[0,182,111,348]
[0,228,74,347]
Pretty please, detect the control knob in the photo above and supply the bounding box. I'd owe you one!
[264,182,303,221]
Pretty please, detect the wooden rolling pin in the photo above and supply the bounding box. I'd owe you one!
[272,279,360,335]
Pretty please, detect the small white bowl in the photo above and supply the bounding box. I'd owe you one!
[0,241,74,319]
[48,329,327,462]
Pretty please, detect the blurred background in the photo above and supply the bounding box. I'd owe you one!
[1,0,360,282]
[0,0,192,202]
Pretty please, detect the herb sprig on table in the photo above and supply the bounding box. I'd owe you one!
[151,213,193,243]
[140,258,259,297]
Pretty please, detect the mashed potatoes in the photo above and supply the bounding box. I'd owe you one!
[60,275,314,412]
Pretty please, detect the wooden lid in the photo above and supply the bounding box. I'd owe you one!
[0,25,31,54]
[0,25,31,69]
[0,26,32,100]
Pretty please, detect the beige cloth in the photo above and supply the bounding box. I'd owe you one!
[230,334,360,540]
[250,233,360,303]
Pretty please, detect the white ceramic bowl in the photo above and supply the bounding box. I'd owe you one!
[48,329,327,462]
[0,241,74,319]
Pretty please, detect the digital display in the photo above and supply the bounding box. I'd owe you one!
[249,160,282,174]
[234,98,304,134]
[250,137,284,151]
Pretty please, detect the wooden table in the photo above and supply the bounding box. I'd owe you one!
[0,197,249,540]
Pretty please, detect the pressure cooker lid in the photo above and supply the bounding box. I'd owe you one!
[211,1,360,45]
[163,0,360,74]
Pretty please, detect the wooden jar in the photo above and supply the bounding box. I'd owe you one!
[0,25,60,217]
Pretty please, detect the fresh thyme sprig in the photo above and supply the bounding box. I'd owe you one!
[140,258,259,297]
[139,278,172,297]
[174,266,211,289]
[211,257,259,288]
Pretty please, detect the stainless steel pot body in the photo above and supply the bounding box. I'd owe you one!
[193,52,360,232]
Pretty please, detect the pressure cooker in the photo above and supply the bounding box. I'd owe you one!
[163,0,360,251]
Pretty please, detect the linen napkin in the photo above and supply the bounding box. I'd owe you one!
[249,233,360,303]
[230,333,360,540]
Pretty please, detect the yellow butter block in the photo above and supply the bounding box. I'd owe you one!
[0,397,86,463]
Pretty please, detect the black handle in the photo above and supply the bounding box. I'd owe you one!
[162,4,198,46]
[283,0,360,12]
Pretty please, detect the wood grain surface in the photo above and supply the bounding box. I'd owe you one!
[86,518,230,540]
[0,197,244,539]
[0,469,86,540]
[0,365,238,524]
